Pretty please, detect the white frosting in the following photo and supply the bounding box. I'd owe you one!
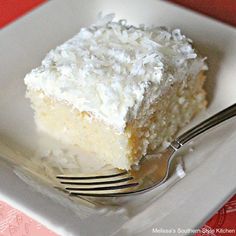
[24,13,206,132]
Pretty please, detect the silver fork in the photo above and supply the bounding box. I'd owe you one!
[57,103,236,197]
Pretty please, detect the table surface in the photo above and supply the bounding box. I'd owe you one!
[0,0,235,235]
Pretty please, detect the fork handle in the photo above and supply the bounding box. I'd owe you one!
[171,103,236,149]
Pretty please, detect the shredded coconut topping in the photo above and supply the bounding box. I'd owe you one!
[24,13,206,132]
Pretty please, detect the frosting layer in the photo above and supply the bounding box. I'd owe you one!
[24,13,206,132]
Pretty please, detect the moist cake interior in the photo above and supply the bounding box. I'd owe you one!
[26,72,206,170]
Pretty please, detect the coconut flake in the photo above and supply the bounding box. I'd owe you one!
[24,13,207,132]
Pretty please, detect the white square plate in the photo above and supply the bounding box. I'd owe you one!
[0,0,236,235]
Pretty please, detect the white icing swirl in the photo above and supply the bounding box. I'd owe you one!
[24,13,206,132]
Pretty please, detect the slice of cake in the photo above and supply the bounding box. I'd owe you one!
[24,13,207,170]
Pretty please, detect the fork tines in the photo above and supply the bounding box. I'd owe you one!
[56,171,139,197]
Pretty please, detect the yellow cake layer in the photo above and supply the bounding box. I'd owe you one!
[26,72,206,170]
